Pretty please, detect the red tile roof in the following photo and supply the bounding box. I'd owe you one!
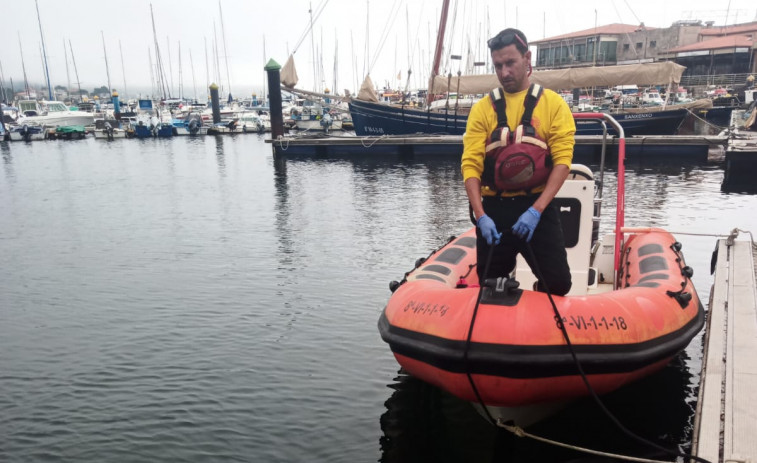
[531,24,654,44]
[666,35,754,53]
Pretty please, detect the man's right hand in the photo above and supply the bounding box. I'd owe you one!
[476,214,502,245]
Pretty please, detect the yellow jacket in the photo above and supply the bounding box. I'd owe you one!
[461,86,575,196]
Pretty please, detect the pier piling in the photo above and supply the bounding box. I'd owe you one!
[209,83,220,124]
[264,59,284,139]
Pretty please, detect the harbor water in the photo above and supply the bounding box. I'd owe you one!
[1,136,756,462]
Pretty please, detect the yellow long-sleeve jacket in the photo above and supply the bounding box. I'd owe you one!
[461,86,576,196]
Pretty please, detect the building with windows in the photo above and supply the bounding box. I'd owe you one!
[532,20,757,75]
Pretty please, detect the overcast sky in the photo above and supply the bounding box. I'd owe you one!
[1,0,755,100]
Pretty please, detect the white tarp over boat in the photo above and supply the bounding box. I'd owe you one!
[281,55,299,88]
[430,62,687,94]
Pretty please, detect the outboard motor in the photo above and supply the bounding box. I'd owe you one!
[188,117,200,135]
[104,121,114,140]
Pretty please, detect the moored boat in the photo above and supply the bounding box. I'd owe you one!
[8,124,46,141]
[378,113,704,426]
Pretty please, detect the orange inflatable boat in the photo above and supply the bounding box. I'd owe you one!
[378,114,704,425]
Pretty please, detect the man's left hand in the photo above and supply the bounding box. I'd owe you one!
[512,207,541,242]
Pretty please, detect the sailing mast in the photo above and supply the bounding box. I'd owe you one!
[262,35,267,105]
[63,40,71,100]
[18,33,31,98]
[218,1,232,100]
[178,41,183,100]
[68,40,82,102]
[166,36,174,97]
[310,2,317,92]
[427,0,451,105]
[150,3,169,100]
[189,49,198,102]
[0,59,7,103]
[34,0,52,100]
[101,31,112,96]
[119,40,128,99]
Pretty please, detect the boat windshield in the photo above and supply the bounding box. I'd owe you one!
[45,103,69,112]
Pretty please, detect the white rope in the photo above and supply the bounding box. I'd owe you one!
[359,135,388,148]
[497,420,675,463]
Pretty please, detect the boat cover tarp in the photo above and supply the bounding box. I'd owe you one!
[281,55,299,88]
[55,125,86,133]
[430,62,687,94]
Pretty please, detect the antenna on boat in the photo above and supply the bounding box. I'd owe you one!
[34,0,52,100]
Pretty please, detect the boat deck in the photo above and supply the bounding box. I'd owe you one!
[692,235,757,462]
[267,134,727,162]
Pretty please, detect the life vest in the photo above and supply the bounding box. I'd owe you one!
[482,84,552,193]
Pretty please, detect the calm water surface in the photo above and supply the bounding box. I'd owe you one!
[1,136,755,462]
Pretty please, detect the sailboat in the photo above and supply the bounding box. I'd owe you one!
[348,1,708,137]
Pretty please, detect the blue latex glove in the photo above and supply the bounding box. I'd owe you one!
[512,207,541,242]
[477,214,502,245]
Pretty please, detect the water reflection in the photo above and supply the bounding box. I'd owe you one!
[213,135,226,176]
[1,142,13,181]
[380,351,696,462]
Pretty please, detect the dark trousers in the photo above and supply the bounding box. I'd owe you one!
[476,195,572,296]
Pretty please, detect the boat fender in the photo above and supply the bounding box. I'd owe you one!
[414,257,426,268]
[389,280,401,293]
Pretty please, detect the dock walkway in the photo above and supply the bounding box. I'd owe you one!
[267,134,727,161]
[693,232,757,462]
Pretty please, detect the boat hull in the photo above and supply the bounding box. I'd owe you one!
[379,228,704,424]
[349,100,688,137]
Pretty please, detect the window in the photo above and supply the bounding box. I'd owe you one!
[623,44,630,51]
[650,40,657,48]
[636,42,643,50]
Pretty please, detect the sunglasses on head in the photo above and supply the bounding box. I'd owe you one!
[487,32,528,51]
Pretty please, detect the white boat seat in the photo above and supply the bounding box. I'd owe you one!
[515,163,596,296]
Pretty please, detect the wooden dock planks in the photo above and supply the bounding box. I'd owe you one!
[693,238,757,462]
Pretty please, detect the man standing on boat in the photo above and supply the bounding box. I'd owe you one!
[461,28,575,296]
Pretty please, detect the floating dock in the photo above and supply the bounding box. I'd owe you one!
[722,136,757,192]
[267,134,727,162]
[692,233,757,462]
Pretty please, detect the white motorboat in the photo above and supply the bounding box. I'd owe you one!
[16,100,95,127]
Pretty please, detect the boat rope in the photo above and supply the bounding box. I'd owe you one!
[463,242,498,425]
[360,135,389,148]
[496,420,676,463]
[621,227,757,250]
[522,242,713,463]
[726,228,757,250]
[684,108,727,132]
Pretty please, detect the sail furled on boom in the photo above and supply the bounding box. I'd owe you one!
[430,62,687,94]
